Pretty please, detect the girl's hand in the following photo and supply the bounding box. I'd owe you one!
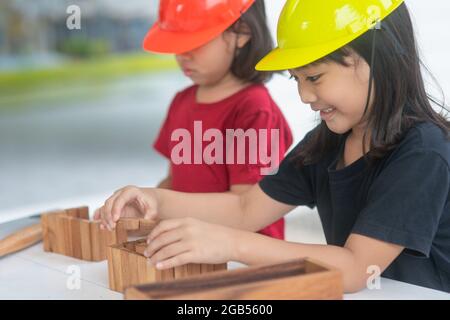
[144,218,240,269]
[94,186,159,230]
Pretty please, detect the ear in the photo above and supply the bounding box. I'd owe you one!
[235,22,252,48]
[237,33,251,49]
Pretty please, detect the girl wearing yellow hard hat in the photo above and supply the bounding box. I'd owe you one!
[95,1,293,241]
[98,0,449,293]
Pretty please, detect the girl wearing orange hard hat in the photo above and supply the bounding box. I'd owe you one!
[99,0,449,293]
[97,1,293,241]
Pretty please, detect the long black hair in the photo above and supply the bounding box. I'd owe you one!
[294,2,450,167]
[227,0,274,83]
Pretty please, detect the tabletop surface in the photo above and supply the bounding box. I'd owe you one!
[0,214,449,300]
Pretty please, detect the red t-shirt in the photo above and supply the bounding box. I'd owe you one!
[153,84,293,240]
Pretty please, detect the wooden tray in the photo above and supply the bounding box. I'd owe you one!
[107,239,227,293]
[40,206,156,261]
[124,258,343,300]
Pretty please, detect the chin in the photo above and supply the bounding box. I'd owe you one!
[324,121,350,135]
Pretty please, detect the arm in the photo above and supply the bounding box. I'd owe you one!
[156,164,172,189]
[100,183,295,232]
[232,231,403,293]
[152,183,294,231]
[145,219,404,293]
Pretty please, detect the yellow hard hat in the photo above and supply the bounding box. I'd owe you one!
[256,0,404,71]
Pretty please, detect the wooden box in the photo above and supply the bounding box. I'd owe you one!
[40,206,156,261]
[124,258,343,300]
[107,239,227,293]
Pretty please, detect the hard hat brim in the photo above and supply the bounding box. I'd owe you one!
[143,20,236,54]
[256,0,405,72]
[256,30,370,71]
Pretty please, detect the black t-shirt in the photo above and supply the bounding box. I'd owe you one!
[259,122,450,292]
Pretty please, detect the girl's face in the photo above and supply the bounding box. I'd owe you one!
[175,31,241,87]
[289,52,374,135]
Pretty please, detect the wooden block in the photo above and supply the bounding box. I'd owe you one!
[115,223,129,244]
[45,214,58,253]
[137,256,156,284]
[187,263,202,277]
[90,222,102,261]
[135,243,148,256]
[104,229,117,247]
[41,206,131,262]
[65,208,79,218]
[97,228,108,260]
[120,250,132,291]
[77,207,90,220]
[214,263,227,272]
[123,242,136,252]
[49,213,64,254]
[155,268,163,282]
[174,265,188,279]
[54,214,67,255]
[70,218,82,259]
[138,220,158,233]
[124,258,344,300]
[110,246,124,292]
[162,268,174,282]
[62,216,74,257]
[40,214,51,252]
[128,252,141,287]
[201,264,216,274]
[117,218,140,231]
[106,246,116,291]
[80,219,92,261]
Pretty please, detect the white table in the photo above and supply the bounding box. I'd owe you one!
[0,209,448,300]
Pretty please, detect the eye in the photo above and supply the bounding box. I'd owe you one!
[289,74,299,82]
[306,74,322,82]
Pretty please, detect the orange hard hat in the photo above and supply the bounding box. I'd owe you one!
[143,0,255,54]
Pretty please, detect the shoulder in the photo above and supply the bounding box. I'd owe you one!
[394,122,450,168]
[166,85,197,115]
[234,84,276,115]
[173,85,197,102]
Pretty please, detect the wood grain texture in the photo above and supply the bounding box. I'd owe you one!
[0,223,43,258]
[107,239,226,293]
[40,210,162,264]
[124,259,343,300]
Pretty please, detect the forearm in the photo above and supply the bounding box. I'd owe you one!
[150,188,246,229]
[156,177,172,189]
[233,231,368,293]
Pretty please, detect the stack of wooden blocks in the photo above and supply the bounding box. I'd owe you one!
[40,207,154,261]
[107,239,227,292]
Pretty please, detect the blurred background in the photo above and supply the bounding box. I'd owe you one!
[0,1,449,234]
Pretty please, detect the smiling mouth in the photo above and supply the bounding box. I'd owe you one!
[318,107,337,121]
[321,107,335,113]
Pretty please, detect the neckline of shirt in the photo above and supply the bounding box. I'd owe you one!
[193,84,262,108]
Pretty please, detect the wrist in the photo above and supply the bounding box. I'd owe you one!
[229,228,250,263]
[143,187,164,219]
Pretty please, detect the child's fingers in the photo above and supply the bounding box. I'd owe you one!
[98,207,110,230]
[147,242,191,269]
[152,252,193,270]
[110,187,142,223]
[144,229,183,258]
[103,191,124,228]
[147,219,184,244]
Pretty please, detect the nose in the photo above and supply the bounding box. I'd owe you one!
[297,81,318,105]
[176,50,193,62]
